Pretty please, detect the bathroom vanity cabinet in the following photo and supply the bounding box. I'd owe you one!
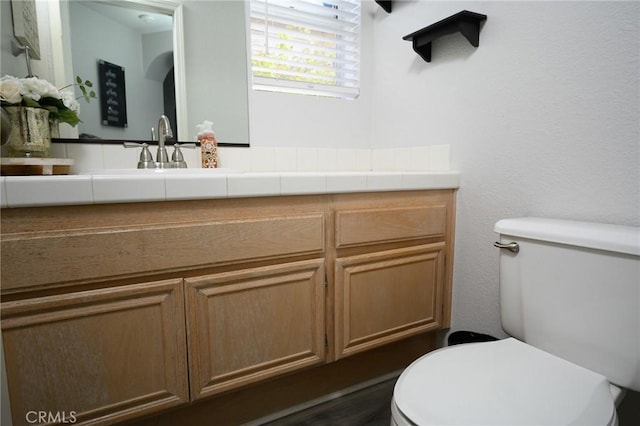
[0,189,455,425]
[331,193,451,359]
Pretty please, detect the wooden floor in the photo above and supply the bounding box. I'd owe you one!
[618,390,640,425]
[263,378,396,426]
[261,380,640,426]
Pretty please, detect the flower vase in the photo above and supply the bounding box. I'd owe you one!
[49,119,60,139]
[4,106,52,158]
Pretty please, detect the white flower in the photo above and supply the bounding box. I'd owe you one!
[40,79,60,99]
[20,77,61,101]
[1,74,94,127]
[60,88,80,113]
[0,75,23,104]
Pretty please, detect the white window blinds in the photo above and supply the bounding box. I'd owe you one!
[250,0,361,98]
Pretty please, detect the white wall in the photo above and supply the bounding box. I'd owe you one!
[368,0,639,338]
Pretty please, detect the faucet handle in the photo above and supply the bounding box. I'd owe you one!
[123,141,145,148]
[170,143,195,168]
[174,143,196,149]
[124,142,156,169]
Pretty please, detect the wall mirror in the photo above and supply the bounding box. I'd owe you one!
[50,0,249,146]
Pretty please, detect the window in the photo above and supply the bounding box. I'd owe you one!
[249,0,361,98]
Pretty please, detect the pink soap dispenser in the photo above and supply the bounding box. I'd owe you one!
[196,121,218,168]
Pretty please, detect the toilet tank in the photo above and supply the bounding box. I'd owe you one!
[495,217,640,391]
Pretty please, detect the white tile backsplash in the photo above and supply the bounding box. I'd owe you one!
[338,149,371,171]
[296,148,319,171]
[316,148,339,171]
[67,143,105,173]
[218,146,250,169]
[429,144,451,171]
[273,147,297,171]
[104,144,135,169]
[402,146,431,171]
[182,145,200,167]
[371,148,396,171]
[250,146,275,172]
[57,143,451,173]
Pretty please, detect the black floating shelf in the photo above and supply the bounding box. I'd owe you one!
[403,10,487,62]
[375,0,392,13]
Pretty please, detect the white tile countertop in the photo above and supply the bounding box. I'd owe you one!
[0,170,460,208]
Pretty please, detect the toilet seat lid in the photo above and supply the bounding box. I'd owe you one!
[394,338,615,425]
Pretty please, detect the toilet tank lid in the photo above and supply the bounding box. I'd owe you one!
[495,217,640,256]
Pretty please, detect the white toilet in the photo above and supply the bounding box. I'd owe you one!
[391,217,640,426]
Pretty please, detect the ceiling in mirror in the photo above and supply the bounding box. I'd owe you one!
[81,2,173,34]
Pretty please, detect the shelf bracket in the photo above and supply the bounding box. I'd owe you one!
[375,1,392,13]
[403,10,487,63]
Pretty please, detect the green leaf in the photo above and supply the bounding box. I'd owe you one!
[22,97,40,108]
[40,104,59,114]
[57,108,81,126]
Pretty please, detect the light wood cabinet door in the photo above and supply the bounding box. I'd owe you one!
[1,279,188,426]
[334,243,446,359]
[185,259,326,399]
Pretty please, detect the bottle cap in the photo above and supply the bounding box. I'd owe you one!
[196,120,215,138]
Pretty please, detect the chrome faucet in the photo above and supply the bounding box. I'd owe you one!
[156,115,173,168]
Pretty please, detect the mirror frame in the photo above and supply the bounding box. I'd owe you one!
[49,0,188,142]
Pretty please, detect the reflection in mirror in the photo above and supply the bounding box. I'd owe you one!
[69,1,175,139]
[30,0,249,146]
[53,0,188,141]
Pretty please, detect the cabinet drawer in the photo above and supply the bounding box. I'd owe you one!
[335,205,447,248]
[1,279,188,425]
[1,214,325,291]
